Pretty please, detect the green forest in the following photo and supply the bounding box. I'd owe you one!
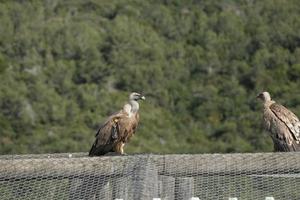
[0,0,300,154]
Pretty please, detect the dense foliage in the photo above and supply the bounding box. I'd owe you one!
[1,0,300,154]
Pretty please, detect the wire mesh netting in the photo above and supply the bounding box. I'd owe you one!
[0,152,300,200]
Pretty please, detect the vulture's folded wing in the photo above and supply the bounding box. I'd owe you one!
[89,111,125,156]
[270,103,300,141]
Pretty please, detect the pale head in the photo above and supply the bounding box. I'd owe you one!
[256,91,271,102]
[129,92,146,101]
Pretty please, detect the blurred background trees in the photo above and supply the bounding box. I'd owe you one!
[1,0,300,154]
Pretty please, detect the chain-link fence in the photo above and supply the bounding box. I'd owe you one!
[0,152,300,200]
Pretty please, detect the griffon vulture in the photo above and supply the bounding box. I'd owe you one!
[257,91,300,151]
[89,92,145,156]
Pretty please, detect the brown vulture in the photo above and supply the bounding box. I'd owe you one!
[89,92,145,156]
[257,91,300,151]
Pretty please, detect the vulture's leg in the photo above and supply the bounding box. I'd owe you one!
[120,143,125,155]
[113,142,126,155]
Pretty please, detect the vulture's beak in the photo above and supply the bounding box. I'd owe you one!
[256,93,262,99]
[140,96,146,100]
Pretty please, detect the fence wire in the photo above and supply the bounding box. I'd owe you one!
[0,152,300,200]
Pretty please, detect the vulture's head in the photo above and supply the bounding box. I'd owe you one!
[129,92,146,101]
[256,91,271,102]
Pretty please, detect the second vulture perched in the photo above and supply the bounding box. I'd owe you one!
[89,92,145,156]
[257,91,300,152]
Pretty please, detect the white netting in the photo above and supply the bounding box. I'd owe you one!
[0,153,299,200]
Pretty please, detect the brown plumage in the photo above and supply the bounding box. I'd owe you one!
[89,92,145,156]
[257,91,300,151]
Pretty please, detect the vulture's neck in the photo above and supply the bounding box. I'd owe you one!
[264,100,275,108]
[129,100,139,114]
